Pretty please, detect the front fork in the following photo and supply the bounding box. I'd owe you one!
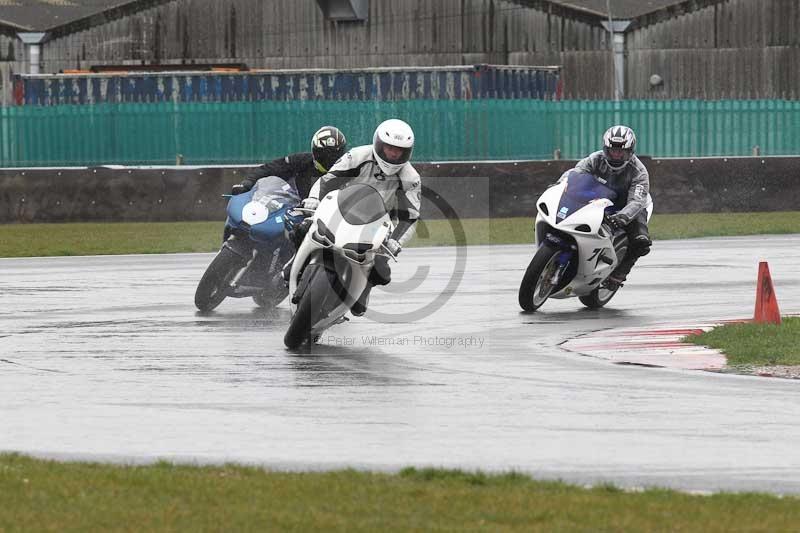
[544,233,576,287]
[550,249,573,286]
[229,248,257,288]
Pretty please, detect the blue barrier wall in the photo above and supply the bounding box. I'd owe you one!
[15,65,562,106]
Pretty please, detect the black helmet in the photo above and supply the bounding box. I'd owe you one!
[602,125,636,172]
[311,126,347,173]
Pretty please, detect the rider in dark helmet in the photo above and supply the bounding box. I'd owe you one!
[231,126,347,199]
[574,124,652,289]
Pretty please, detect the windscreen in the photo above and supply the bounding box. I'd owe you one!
[556,171,617,222]
[251,176,301,207]
[336,184,388,225]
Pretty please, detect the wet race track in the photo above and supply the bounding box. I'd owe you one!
[2,235,800,494]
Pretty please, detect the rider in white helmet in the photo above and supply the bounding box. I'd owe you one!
[574,124,652,289]
[303,118,421,316]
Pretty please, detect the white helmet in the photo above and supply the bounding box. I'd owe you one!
[372,119,414,175]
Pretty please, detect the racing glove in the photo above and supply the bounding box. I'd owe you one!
[301,197,320,211]
[231,182,251,195]
[385,238,402,256]
[607,213,631,230]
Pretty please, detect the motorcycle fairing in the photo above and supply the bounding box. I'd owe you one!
[226,177,301,243]
[288,186,393,333]
[314,188,392,262]
[533,173,622,298]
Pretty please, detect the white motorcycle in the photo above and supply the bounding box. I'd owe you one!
[284,184,396,349]
[518,170,653,311]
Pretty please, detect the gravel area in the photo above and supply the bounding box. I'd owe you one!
[723,365,800,380]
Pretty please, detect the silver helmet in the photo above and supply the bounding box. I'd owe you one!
[602,125,636,172]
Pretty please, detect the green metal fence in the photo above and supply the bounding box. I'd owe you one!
[2,99,799,166]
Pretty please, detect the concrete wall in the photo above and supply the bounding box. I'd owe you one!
[1,157,797,223]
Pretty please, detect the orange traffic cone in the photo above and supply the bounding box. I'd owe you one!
[753,261,781,325]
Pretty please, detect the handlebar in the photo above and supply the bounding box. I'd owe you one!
[380,242,399,262]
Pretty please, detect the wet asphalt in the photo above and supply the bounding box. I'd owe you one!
[1,235,799,493]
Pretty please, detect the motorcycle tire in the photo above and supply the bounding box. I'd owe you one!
[284,268,336,349]
[518,243,560,312]
[579,286,619,309]
[194,247,246,312]
[253,285,289,309]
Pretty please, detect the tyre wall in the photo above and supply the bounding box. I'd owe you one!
[0,157,797,223]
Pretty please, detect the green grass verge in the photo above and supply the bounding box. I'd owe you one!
[0,221,222,258]
[1,454,798,532]
[1,211,798,258]
[684,317,800,366]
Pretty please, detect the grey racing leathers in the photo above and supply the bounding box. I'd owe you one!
[574,151,652,282]
[574,151,649,220]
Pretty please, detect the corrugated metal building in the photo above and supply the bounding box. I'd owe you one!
[629,0,800,99]
[0,0,798,102]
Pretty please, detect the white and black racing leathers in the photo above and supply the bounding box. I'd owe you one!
[308,145,422,246]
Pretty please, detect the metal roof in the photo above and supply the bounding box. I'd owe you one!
[0,0,715,34]
[553,0,693,19]
[0,0,139,32]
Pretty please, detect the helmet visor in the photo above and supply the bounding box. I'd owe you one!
[604,146,632,166]
[313,146,344,173]
[607,147,629,160]
[375,138,412,165]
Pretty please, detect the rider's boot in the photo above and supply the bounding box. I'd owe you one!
[603,274,626,291]
[350,284,373,317]
[282,256,294,287]
[607,233,651,289]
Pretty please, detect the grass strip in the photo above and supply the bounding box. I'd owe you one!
[0,211,798,258]
[1,454,799,532]
[684,317,800,366]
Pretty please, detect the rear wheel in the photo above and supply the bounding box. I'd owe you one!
[284,268,336,349]
[194,247,246,312]
[253,285,289,308]
[579,286,619,309]
[518,244,560,312]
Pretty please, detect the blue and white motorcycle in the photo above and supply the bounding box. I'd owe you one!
[194,176,304,312]
[518,170,653,311]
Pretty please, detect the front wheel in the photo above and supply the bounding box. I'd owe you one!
[518,243,560,312]
[284,268,336,349]
[194,246,246,312]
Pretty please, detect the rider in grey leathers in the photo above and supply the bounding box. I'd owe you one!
[574,125,652,289]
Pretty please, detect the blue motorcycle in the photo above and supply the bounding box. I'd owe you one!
[194,176,304,312]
